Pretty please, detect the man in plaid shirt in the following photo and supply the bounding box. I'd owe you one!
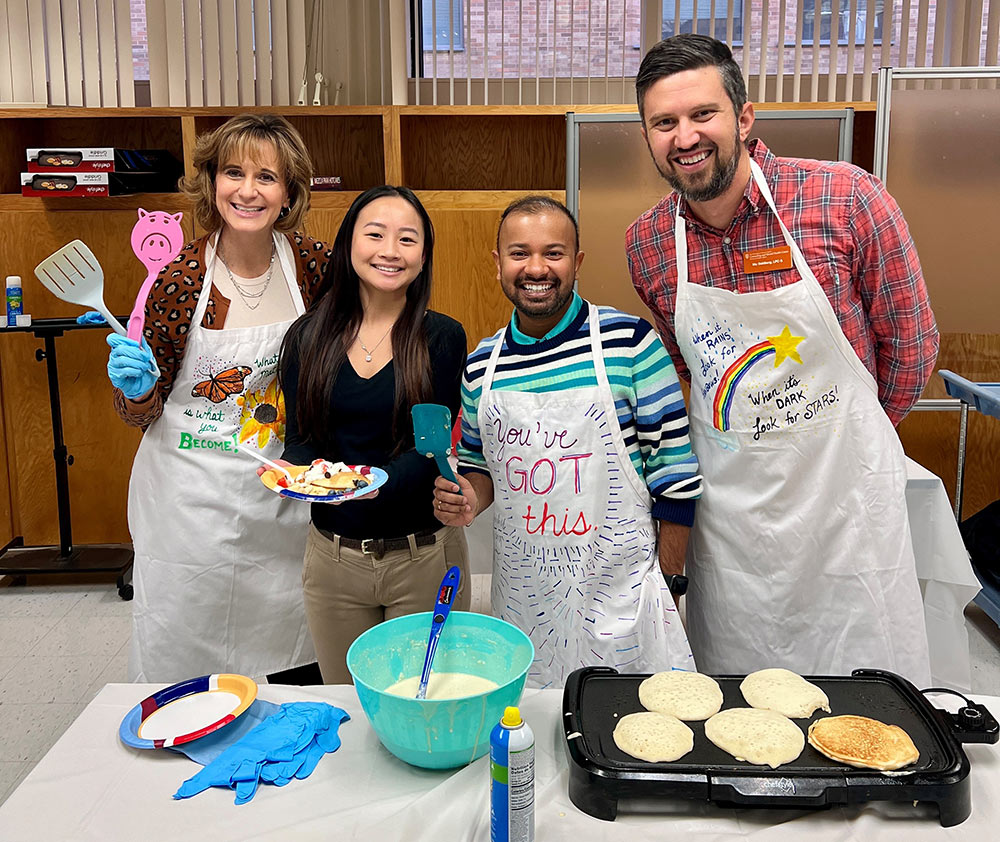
[624,34,935,685]
[627,61,937,426]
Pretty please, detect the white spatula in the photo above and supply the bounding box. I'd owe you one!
[34,240,127,336]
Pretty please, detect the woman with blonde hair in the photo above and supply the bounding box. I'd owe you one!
[105,113,330,683]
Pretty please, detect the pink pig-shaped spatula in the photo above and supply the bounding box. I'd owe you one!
[126,208,185,342]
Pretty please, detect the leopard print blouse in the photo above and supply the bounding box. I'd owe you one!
[113,231,332,427]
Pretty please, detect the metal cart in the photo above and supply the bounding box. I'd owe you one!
[0,317,133,599]
[939,370,1000,626]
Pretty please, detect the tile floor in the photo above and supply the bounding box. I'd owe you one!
[1,573,998,808]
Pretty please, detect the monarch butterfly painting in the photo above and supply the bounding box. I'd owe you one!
[191,366,253,403]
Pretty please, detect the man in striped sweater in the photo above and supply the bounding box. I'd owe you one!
[432,196,702,688]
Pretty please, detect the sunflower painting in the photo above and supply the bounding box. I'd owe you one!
[238,376,286,447]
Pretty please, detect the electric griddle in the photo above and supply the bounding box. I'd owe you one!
[563,667,997,827]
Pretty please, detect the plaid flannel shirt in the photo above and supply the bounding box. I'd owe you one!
[626,139,939,425]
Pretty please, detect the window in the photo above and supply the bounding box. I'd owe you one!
[802,0,884,46]
[662,1,744,45]
[421,0,465,51]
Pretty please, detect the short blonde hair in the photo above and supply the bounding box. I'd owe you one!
[179,113,313,233]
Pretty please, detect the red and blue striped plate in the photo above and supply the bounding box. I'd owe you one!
[118,673,258,750]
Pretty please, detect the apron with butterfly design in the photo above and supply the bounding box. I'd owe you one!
[127,231,315,682]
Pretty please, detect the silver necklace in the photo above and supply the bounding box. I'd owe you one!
[218,239,276,311]
[356,323,393,362]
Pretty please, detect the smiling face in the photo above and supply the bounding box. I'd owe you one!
[641,65,754,204]
[494,210,585,338]
[350,196,426,300]
[214,142,288,238]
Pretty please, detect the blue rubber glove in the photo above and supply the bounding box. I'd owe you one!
[173,702,350,805]
[106,333,158,400]
[258,705,349,786]
[76,311,106,325]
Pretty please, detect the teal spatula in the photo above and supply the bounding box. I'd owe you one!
[411,403,459,485]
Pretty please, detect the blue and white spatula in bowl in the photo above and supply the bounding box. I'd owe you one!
[416,565,462,699]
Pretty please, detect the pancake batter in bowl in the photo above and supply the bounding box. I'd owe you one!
[385,673,499,700]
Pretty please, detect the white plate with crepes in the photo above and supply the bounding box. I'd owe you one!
[260,459,387,503]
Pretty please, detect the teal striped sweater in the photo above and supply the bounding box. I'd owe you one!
[458,297,702,526]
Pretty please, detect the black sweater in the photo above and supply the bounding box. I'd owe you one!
[281,310,466,539]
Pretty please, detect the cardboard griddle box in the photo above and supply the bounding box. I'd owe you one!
[26,148,181,175]
[21,169,178,197]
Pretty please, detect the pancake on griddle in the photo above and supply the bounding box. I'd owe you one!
[638,669,723,721]
[740,668,831,718]
[612,711,694,763]
[807,715,919,771]
[704,708,805,768]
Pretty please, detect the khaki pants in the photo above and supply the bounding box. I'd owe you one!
[302,522,470,683]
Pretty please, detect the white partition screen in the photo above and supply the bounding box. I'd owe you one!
[875,67,1000,336]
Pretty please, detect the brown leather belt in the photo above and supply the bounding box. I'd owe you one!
[317,527,437,560]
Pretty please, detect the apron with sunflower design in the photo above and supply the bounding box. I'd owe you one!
[127,231,315,682]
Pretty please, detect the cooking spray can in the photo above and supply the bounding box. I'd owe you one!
[6,276,22,327]
[490,705,534,842]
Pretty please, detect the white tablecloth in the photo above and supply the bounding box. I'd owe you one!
[905,458,982,691]
[0,683,997,841]
[467,458,981,690]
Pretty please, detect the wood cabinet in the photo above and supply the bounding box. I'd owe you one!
[0,104,994,551]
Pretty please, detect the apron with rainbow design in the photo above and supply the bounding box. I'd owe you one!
[674,159,931,685]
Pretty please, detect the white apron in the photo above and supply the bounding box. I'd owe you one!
[481,307,694,689]
[676,160,931,686]
[127,232,314,682]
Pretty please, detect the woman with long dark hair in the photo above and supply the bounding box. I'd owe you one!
[279,185,470,683]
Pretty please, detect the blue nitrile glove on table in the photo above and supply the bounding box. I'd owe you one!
[173,702,351,805]
[106,333,159,399]
[76,311,106,325]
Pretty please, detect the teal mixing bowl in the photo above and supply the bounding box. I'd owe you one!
[346,611,534,769]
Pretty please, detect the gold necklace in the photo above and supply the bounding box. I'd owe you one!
[356,323,393,362]
[218,239,276,311]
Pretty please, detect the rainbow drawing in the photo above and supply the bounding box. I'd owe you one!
[712,340,776,431]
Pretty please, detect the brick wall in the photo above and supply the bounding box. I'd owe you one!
[417,0,972,98]
[131,0,148,81]
[421,0,644,78]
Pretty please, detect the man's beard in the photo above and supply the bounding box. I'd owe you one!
[656,131,742,202]
[511,277,574,320]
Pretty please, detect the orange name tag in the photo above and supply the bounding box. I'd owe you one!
[743,246,793,274]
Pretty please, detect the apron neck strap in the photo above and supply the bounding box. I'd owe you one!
[674,201,690,288]
[586,305,609,386]
[748,159,814,281]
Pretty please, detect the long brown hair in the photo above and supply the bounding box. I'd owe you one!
[279,186,434,456]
